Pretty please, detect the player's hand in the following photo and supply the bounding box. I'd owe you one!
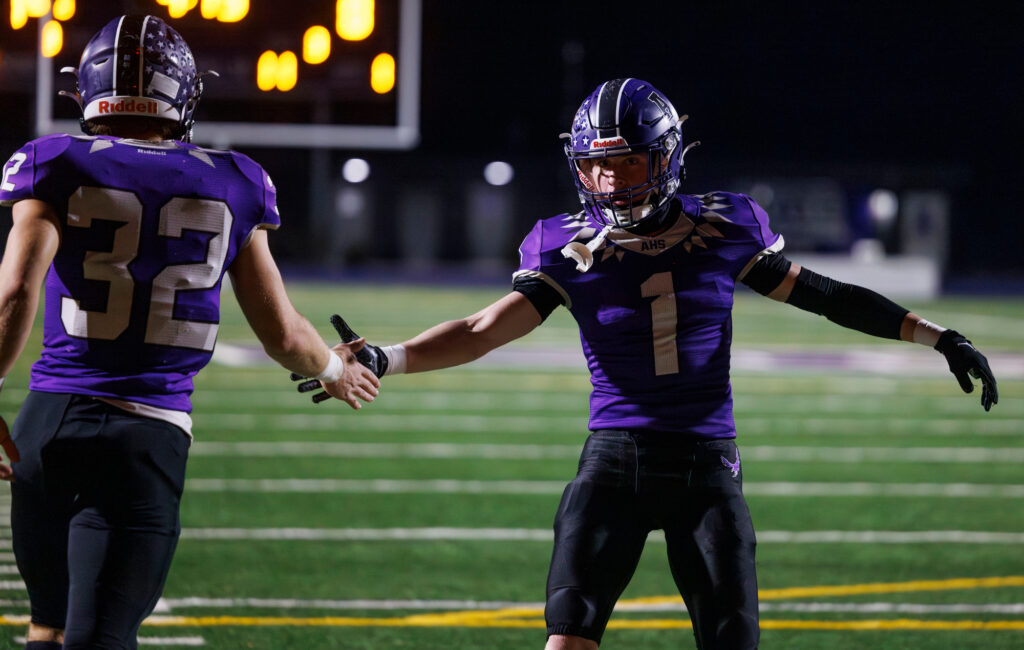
[0,414,20,482]
[291,315,385,407]
[935,329,998,411]
[328,314,389,378]
[292,343,380,409]
[320,342,381,409]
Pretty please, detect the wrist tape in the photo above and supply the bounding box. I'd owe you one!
[315,352,344,383]
[380,345,407,375]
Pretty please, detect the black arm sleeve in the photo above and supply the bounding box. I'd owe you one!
[741,252,793,295]
[512,276,564,321]
[786,266,910,340]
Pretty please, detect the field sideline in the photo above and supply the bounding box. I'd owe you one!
[0,282,1021,649]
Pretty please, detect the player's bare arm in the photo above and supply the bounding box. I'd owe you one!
[0,199,61,376]
[401,291,543,373]
[0,199,61,477]
[743,254,997,410]
[229,228,379,409]
[318,291,543,383]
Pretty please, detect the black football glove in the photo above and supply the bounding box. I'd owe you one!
[934,329,998,411]
[328,314,389,378]
[291,315,389,404]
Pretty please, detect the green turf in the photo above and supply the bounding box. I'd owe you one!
[0,283,1021,649]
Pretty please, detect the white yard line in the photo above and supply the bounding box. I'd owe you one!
[13,635,204,646]
[197,413,583,433]
[191,416,1024,437]
[149,597,1024,615]
[177,528,1024,544]
[160,596,545,611]
[185,478,1024,498]
[4,594,1020,615]
[191,441,583,458]
[758,602,1024,614]
[745,482,1024,497]
[191,412,1023,434]
[190,441,1024,463]
[736,418,1023,437]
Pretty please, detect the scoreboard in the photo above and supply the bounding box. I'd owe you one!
[16,0,421,149]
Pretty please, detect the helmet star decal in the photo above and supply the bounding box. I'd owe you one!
[61,14,212,143]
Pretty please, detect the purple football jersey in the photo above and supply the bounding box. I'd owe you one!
[0,134,281,412]
[515,192,781,438]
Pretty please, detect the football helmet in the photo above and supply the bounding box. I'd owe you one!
[61,15,206,142]
[563,78,698,229]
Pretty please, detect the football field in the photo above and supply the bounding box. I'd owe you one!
[1,282,1022,649]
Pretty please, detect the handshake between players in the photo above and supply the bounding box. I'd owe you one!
[293,315,390,403]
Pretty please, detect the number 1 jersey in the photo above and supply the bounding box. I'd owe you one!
[0,134,281,413]
[515,193,782,438]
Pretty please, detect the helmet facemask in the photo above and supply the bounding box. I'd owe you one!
[566,129,681,229]
[563,79,697,230]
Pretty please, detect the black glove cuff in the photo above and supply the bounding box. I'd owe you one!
[934,329,966,353]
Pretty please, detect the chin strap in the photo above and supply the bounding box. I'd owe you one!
[561,224,614,273]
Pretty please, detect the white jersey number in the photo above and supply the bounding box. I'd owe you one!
[640,271,679,376]
[61,186,232,350]
[1,153,28,192]
[145,198,233,350]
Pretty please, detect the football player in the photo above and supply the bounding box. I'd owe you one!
[0,15,380,649]
[317,78,996,649]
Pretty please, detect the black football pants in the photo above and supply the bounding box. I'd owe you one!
[10,392,189,649]
[545,429,759,649]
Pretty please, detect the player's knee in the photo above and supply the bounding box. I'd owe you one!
[714,610,759,650]
[546,585,593,625]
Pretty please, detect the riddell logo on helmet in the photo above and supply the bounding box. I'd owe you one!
[96,99,159,115]
[576,169,595,190]
[590,137,627,149]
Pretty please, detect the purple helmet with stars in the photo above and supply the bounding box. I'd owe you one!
[563,78,698,229]
[69,15,204,142]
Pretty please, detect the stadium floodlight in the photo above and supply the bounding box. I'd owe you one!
[39,19,62,57]
[34,0,421,150]
[336,0,374,41]
[303,25,332,64]
[52,0,74,21]
[483,161,514,186]
[342,158,371,183]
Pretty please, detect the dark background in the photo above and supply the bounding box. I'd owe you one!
[2,1,1022,287]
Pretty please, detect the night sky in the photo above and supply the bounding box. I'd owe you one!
[408,1,1024,275]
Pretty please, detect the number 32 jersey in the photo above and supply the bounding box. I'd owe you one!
[0,134,281,413]
[515,193,781,439]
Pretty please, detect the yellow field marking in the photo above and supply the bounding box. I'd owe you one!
[1,615,1021,631]
[0,614,1022,631]
[621,575,1024,608]
[1,576,1021,631]
[760,620,1024,631]
[612,620,1024,631]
